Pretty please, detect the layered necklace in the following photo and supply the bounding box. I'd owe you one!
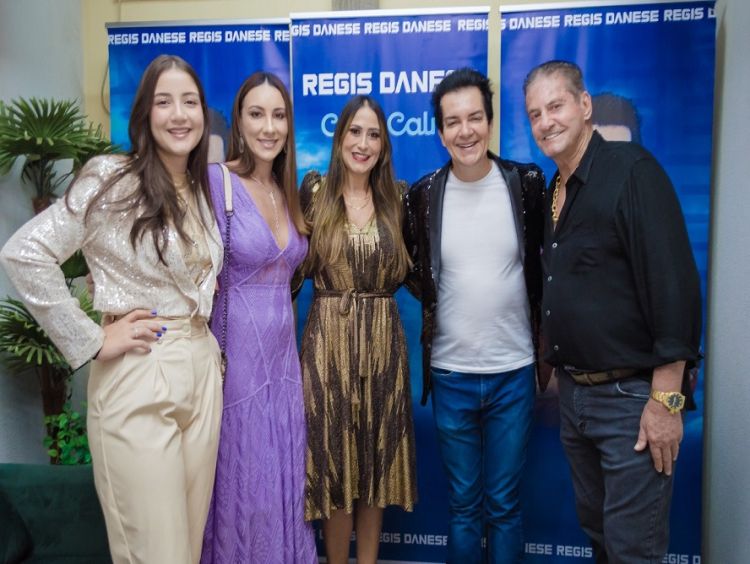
[343,188,372,211]
[249,174,281,238]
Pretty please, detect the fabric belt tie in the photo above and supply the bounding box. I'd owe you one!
[315,288,393,315]
[314,288,393,425]
[561,366,642,385]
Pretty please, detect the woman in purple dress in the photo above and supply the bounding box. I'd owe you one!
[200,72,316,563]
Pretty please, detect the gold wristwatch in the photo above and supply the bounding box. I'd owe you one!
[650,390,686,414]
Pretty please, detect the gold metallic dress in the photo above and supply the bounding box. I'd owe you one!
[301,188,417,521]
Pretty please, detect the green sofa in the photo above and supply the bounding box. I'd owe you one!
[0,464,110,563]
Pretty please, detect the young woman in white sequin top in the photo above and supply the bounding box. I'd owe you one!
[1,55,224,564]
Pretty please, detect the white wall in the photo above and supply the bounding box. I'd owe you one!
[0,0,84,463]
[704,0,750,561]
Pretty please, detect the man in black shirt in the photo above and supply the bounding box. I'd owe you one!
[523,60,702,563]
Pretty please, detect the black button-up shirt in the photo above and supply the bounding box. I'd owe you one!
[542,131,701,371]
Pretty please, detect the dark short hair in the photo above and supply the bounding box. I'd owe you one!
[591,92,642,144]
[432,67,493,132]
[523,60,585,99]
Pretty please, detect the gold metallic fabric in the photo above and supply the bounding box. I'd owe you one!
[300,175,417,520]
[0,155,222,369]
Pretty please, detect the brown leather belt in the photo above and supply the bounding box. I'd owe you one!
[562,366,641,386]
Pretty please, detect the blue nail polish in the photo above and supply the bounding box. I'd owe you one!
[156,332,162,338]
[162,326,168,332]
[151,309,157,316]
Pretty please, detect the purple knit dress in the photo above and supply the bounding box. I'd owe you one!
[201,164,316,563]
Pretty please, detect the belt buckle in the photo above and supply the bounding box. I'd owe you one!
[580,372,596,385]
[565,367,610,386]
[573,371,601,385]
[590,371,611,385]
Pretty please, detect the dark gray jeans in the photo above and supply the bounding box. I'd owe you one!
[558,370,675,564]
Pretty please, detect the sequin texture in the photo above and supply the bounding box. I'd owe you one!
[0,155,223,369]
[299,171,417,521]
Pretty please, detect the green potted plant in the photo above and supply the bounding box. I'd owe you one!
[43,402,92,465]
[0,287,100,464]
[0,97,118,463]
[0,97,117,212]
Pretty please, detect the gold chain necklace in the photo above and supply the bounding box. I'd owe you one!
[249,174,281,237]
[344,188,372,211]
[344,195,372,211]
[173,170,193,193]
[174,172,199,251]
[551,175,562,223]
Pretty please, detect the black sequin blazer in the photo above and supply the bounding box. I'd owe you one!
[403,153,546,404]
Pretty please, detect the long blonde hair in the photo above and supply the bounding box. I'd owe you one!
[305,96,410,279]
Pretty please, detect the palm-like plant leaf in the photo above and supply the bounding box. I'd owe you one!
[60,250,90,281]
[0,98,111,455]
[75,283,101,326]
[0,98,119,198]
[0,288,100,375]
[0,296,70,373]
[0,99,85,167]
[74,124,119,170]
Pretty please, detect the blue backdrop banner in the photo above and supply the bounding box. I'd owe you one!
[499,2,714,562]
[291,8,489,562]
[104,5,713,562]
[290,8,489,184]
[107,19,291,155]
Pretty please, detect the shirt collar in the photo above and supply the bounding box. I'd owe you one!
[570,129,604,185]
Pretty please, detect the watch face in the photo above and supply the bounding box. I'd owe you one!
[667,393,685,410]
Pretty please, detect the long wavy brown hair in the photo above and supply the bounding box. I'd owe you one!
[305,95,410,280]
[73,54,212,264]
[225,72,307,235]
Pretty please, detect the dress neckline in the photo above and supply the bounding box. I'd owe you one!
[348,213,376,235]
[230,169,293,252]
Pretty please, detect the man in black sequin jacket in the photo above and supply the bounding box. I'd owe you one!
[403,76,547,406]
[402,68,546,563]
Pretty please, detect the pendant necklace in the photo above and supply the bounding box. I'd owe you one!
[250,174,281,237]
[174,172,199,251]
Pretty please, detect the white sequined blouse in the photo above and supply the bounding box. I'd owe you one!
[0,155,223,369]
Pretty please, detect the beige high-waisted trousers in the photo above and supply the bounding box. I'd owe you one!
[87,317,223,564]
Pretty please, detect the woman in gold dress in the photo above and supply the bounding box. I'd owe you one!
[299,95,417,564]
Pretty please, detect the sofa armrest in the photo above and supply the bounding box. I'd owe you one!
[0,464,109,563]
